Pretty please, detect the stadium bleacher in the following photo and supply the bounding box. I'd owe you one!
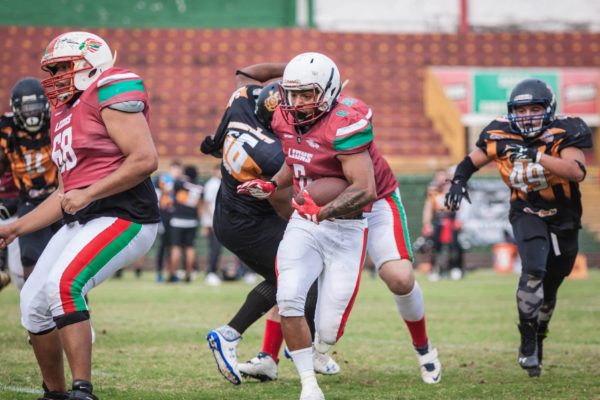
[1,26,599,172]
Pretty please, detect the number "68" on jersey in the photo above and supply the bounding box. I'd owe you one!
[51,127,78,173]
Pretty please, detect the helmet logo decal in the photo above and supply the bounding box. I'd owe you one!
[263,90,280,112]
[514,94,533,102]
[79,38,103,53]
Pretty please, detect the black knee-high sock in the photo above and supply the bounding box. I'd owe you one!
[304,281,318,340]
[228,280,277,335]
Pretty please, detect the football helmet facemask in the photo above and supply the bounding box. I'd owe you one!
[279,52,341,126]
[40,31,116,106]
[255,82,281,130]
[507,78,556,138]
[10,77,49,133]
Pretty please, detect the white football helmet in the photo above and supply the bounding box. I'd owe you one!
[40,31,115,105]
[280,52,341,126]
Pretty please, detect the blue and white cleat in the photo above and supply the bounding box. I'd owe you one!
[416,344,442,384]
[313,350,340,375]
[207,329,242,385]
[239,352,278,381]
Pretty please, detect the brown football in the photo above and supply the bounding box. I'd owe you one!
[295,177,350,206]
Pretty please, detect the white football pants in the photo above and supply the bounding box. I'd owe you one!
[277,212,367,346]
[21,217,158,333]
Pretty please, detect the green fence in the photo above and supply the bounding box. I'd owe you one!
[0,0,296,28]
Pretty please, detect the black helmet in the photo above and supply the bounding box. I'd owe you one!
[255,82,281,130]
[10,77,49,133]
[507,78,556,138]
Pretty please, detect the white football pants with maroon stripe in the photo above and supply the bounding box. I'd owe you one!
[20,217,158,333]
[365,188,414,269]
[276,212,367,346]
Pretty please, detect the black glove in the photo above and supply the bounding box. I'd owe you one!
[444,179,471,211]
[200,135,215,154]
[200,135,222,157]
[503,143,540,163]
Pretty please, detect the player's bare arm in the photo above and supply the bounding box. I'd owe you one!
[319,151,377,220]
[538,146,586,182]
[270,162,293,190]
[61,108,158,214]
[267,185,294,220]
[235,63,287,88]
[467,147,493,169]
[265,165,294,218]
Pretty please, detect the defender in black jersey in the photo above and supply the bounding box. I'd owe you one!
[445,79,592,377]
[0,77,61,282]
[169,165,202,282]
[201,63,327,385]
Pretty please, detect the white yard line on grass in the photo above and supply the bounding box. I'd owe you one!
[0,383,41,394]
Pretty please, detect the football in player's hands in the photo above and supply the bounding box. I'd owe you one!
[295,177,349,206]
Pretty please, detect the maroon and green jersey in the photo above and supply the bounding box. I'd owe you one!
[271,95,397,200]
[50,67,159,224]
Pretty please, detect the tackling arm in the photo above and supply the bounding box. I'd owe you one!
[235,63,287,88]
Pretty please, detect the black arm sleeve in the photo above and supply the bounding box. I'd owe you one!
[453,156,479,183]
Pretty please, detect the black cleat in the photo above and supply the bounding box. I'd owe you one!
[518,321,540,376]
[68,380,98,400]
[527,366,541,377]
[38,382,68,400]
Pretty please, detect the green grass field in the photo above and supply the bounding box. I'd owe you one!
[1,269,599,400]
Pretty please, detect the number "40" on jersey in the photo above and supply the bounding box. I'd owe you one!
[509,162,548,193]
[51,127,78,173]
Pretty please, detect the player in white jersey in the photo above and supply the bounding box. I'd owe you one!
[0,32,160,400]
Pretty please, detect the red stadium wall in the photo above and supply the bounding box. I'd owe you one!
[1,26,599,170]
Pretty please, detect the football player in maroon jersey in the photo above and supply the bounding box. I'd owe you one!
[445,78,591,377]
[240,52,442,399]
[0,31,160,400]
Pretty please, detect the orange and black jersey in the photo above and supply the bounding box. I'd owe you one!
[172,179,203,220]
[0,113,58,203]
[211,85,285,217]
[476,116,592,231]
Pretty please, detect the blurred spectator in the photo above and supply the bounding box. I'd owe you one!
[201,163,223,286]
[169,165,203,283]
[153,160,182,282]
[421,169,464,281]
